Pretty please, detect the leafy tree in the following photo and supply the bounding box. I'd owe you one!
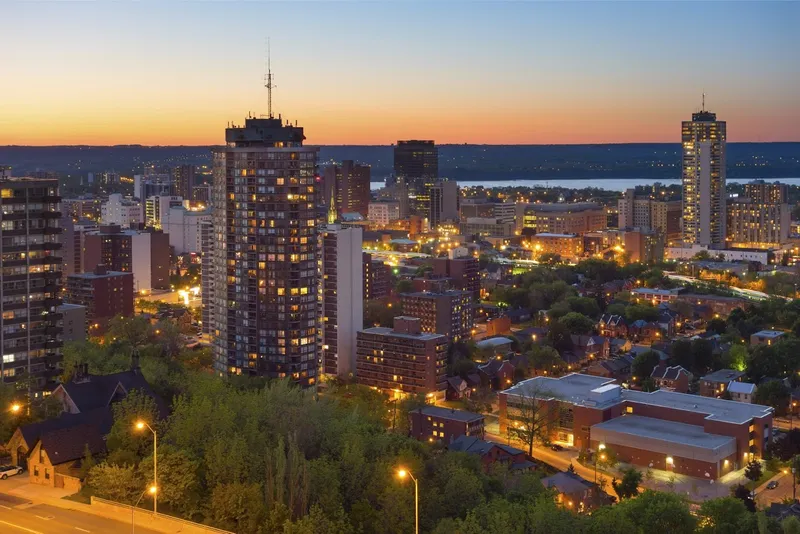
[283,505,354,534]
[451,358,477,378]
[631,351,661,383]
[624,304,661,323]
[395,279,414,295]
[612,468,642,500]
[364,298,399,328]
[105,389,162,466]
[138,445,201,516]
[707,318,728,335]
[506,386,560,456]
[640,377,658,392]
[558,312,595,335]
[696,497,753,534]
[88,463,143,504]
[722,344,748,372]
[730,483,756,512]
[209,482,266,533]
[744,460,763,488]
[783,516,800,534]
[754,380,792,416]
[615,490,695,533]
[605,302,627,316]
[79,443,96,481]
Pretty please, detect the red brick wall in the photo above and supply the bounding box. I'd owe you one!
[589,440,735,479]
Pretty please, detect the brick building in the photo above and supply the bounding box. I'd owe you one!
[65,265,134,331]
[700,369,746,398]
[356,317,448,399]
[499,373,773,479]
[400,290,473,342]
[83,225,170,291]
[408,406,485,443]
[363,253,391,300]
[432,257,480,297]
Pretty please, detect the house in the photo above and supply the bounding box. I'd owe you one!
[27,423,105,492]
[656,312,677,338]
[464,373,482,391]
[728,381,757,403]
[504,308,532,324]
[570,335,610,361]
[598,314,627,338]
[409,406,485,443]
[5,407,112,469]
[766,502,800,522]
[447,435,534,472]
[514,326,548,345]
[52,361,168,418]
[699,369,746,398]
[445,376,470,401]
[750,330,785,346]
[608,338,630,355]
[650,365,692,393]
[628,320,663,343]
[476,336,515,356]
[485,316,512,336]
[541,472,594,512]
[478,359,516,390]
[587,354,635,382]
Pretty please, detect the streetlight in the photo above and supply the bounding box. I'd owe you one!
[397,468,418,534]
[594,443,606,483]
[134,421,157,515]
[10,403,21,414]
[132,485,157,534]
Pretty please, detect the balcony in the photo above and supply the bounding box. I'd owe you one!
[41,211,63,219]
[44,340,62,349]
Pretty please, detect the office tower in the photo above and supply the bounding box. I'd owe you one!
[101,193,143,227]
[63,197,102,222]
[429,180,460,228]
[200,220,214,335]
[521,203,607,235]
[394,140,438,215]
[145,195,183,230]
[356,316,448,398]
[363,252,391,301]
[65,265,134,331]
[83,225,170,291]
[171,165,196,201]
[727,180,790,248]
[134,172,173,201]
[432,257,479,298]
[322,160,371,219]
[320,225,364,377]
[210,115,319,385]
[88,171,120,188]
[682,107,727,247]
[400,290,473,343]
[0,177,63,393]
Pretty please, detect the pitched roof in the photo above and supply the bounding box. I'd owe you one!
[446,376,467,392]
[448,435,525,457]
[599,314,625,326]
[59,370,168,418]
[414,406,484,423]
[701,369,746,384]
[727,381,756,395]
[40,423,106,465]
[16,407,113,449]
[541,472,592,494]
[651,365,691,381]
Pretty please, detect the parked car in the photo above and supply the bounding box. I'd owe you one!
[767,481,779,490]
[0,465,23,479]
[550,444,564,452]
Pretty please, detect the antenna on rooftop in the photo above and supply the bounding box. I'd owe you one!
[702,91,706,112]
[264,37,276,119]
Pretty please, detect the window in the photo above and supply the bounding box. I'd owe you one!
[626,406,634,414]
[44,468,50,480]
[34,466,39,476]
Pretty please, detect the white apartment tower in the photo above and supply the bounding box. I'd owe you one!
[682,107,727,247]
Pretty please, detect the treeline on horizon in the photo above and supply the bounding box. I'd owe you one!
[2,143,800,181]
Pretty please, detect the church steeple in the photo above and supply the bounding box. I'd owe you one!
[327,193,337,224]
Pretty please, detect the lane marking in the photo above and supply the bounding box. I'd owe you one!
[0,520,44,534]
[0,504,11,510]
[75,528,91,533]
[34,515,52,521]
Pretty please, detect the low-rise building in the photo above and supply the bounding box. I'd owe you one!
[750,330,785,346]
[631,287,683,305]
[598,314,627,338]
[459,217,516,238]
[527,233,584,263]
[408,406,485,443]
[356,317,448,399]
[447,435,534,472]
[700,369,746,398]
[541,472,595,512]
[650,365,692,393]
[728,381,757,404]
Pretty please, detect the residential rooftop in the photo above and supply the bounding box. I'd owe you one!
[727,382,756,395]
[701,369,746,384]
[414,406,484,423]
[476,337,514,349]
[504,373,773,424]
[359,326,446,342]
[632,287,683,296]
[752,330,785,339]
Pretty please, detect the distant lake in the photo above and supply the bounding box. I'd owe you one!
[371,177,800,192]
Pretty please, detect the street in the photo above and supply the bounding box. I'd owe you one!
[0,483,160,534]
[757,471,797,507]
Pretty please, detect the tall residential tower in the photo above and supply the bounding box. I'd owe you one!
[210,116,319,386]
[394,140,438,216]
[681,107,727,247]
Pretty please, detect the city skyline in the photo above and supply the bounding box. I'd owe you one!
[2,1,799,146]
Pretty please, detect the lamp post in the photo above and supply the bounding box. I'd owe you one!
[134,421,157,515]
[397,468,418,534]
[594,443,606,484]
[132,485,157,534]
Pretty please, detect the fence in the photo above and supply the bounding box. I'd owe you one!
[90,497,233,534]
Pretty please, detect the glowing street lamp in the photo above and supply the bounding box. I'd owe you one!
[132,485,157,533]
[396,468,419,534]
[134,421,158,515]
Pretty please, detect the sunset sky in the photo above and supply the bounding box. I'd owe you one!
[1,1,798,146]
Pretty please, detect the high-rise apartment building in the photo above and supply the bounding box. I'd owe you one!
[429,180,460,228]
[83,225,170,291]
[0,178,63,392]
[363,252,391,301]
[394,140,438,215]
[356,316,448,399]
[64,264,134,331]
[200,220,214,335]
[367,201,400,226]
[166,206,210,254]
[320,225,364,377]
[400,290,473,343]
[322,160,371,219]
[144,195,183,230]
[210,116,319,386]
[727,180,790,248]
[61,219,97,277]
[618,189,681,242]
[682,109,727,247]
[171,165,196,201]
[432,257,480,298]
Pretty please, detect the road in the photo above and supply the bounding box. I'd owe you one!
[756,471,798,507]
[0,492,161,534]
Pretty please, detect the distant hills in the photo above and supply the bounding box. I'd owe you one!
[2,143,799,182]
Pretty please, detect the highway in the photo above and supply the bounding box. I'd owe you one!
[0,492,160,534]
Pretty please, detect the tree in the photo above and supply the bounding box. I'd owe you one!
[744,460,763,488]
[527,345,566,375]
[558,312,595,335]
[88,463,143,504]
[696,497,753,534]
[723,344,748,372]
[209,482,266,533]
[79,443,96,481]
[640,377,658,392]
[707,318,728,335]
[614,490,695,534]
[754,380,791,416]
[138,445,201,516]
[395,280,414,295]
[364,298,398,328]
[730,483,756,512]
[546,321,573,354]
[506,387,560,456]
[612,468,642,500]
[105,389,161,466]
[539,253,562,266]
[631,351,660,383]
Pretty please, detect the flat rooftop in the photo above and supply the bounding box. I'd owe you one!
[591,415,736,462]
[752,330,785,339]
[504,373,773,424]
[359,326,446,342]
[701,369,746,384]
[415,406,484,423]
[534,233,578,238]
